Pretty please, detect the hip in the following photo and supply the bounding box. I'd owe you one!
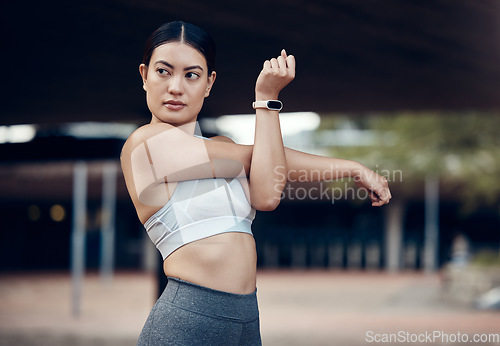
[137,276,261,345]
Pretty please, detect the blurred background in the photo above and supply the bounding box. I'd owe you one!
[1,0,500,345]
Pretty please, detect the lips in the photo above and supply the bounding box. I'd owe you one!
[164,100,186,110]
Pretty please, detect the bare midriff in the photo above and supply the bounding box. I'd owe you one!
[162,232,257,294]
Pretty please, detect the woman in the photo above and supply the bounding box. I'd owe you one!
[121,21,391,346]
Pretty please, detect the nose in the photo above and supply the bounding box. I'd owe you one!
[167,75,183,95]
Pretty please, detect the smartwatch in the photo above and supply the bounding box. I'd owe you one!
[252,100,283,111]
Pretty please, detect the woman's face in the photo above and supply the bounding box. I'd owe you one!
[140,42,216,126]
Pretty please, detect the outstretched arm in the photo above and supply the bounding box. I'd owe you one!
[283,147,392,207]
[203,141,392,207]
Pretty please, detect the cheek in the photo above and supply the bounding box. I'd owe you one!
[196,84,209,99]
[146,89,163,113]
[190,88,207,110]
[146,81,163,101]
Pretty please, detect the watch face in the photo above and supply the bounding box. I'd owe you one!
[267,100,282,110]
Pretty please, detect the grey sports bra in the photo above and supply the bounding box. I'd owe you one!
[143,177,256,260]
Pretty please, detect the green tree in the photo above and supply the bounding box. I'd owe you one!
[320,111,500,212]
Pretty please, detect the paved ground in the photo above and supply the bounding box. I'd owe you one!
[0,270,499,346]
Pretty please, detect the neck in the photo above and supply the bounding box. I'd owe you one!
[150,117,200,136]
[176,121,198,136]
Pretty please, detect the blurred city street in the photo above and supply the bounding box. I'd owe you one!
[1,270,499,346]
[2,2,500,346]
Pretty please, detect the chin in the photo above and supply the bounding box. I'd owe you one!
[157,116,195,127]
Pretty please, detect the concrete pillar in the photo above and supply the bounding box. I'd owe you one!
[347,241,362,269]
[384,199,404,272]
[424,174,439,272]
[365,241,381,270]
[328,242,344,268]
[71,161,87,317]
[100,161,117,283]
[142,230,158,273]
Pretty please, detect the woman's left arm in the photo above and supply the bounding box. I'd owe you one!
[283,147,392,206]
[208,139,392,207]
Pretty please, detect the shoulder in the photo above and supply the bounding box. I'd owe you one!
[126,123,175,144]
[209,135,235,144]
[121,123,175,157]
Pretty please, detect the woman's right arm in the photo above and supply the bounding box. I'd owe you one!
[120,123,254,208]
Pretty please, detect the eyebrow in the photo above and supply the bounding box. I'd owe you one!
[155,60,204,71]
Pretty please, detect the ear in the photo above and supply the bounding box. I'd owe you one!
[139,64,148,91]
[204,71,216,98]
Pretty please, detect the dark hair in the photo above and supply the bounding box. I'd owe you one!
[142,21,216,74]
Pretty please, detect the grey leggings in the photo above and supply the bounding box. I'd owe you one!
[137,277,262,346]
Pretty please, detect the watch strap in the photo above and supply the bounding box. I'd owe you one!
[252,100,283,111]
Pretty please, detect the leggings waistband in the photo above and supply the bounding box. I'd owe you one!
[159,277,259,323]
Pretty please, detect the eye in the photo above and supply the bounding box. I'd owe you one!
[156,68,170,76]
[186,72,200,80]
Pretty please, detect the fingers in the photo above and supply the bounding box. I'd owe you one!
[281,49,287,60]
[368,190,383,207]
[281,49,296,70]
[270,57,279,69]
[271,50,286,69]
[367,179,391,206]
[256,49,295,98]
[355,169,392,207]
[372,174,391,206]
[265,49,295,70]
[374,186,391,206]
[277,55,286,71]
[357,182,392,207]
[286,56,296,75]
[284,50,296,74]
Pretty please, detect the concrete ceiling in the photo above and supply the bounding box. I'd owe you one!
[1,0,500,126]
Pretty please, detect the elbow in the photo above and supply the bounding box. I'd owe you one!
[249,179,286,211]
[253,196,281,211]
